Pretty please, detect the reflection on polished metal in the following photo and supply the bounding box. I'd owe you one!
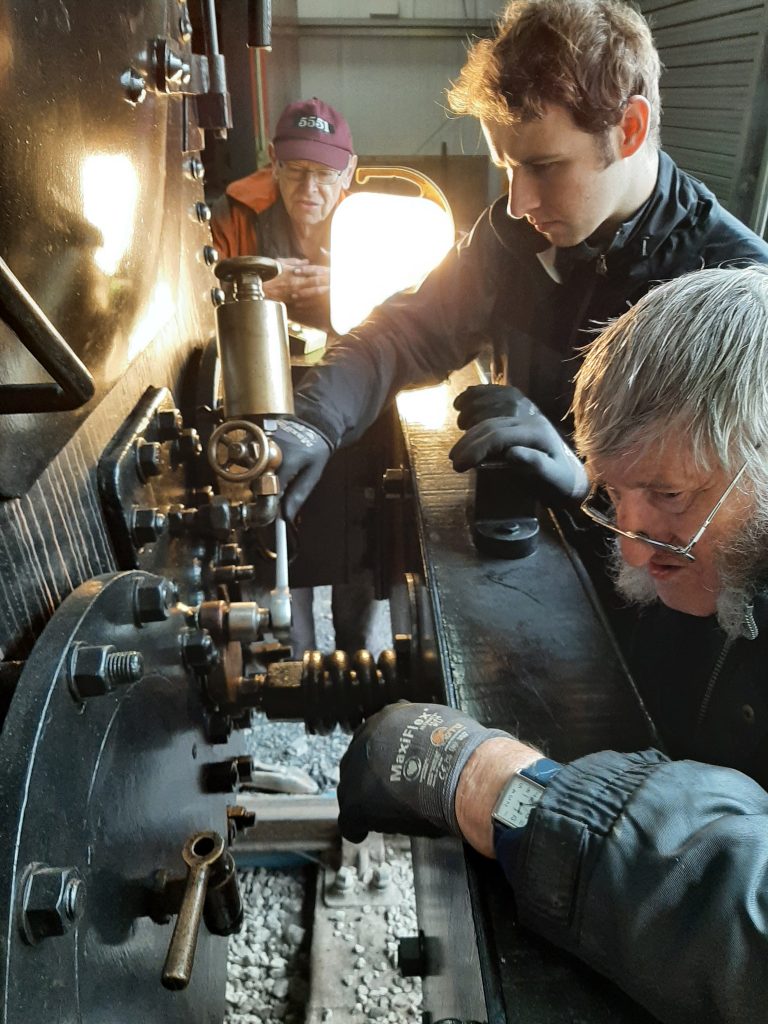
[213,256,294,419]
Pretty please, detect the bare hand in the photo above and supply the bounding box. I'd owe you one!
[264,258,330,315]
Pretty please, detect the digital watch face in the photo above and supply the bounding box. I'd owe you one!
[492,774,545,829]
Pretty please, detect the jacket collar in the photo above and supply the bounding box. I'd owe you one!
[488,151,714,277]
[226,167,279,213]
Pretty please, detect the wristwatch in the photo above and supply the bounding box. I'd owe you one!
[491,757,562,833]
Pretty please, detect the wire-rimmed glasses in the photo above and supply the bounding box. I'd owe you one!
[580,459,751,563]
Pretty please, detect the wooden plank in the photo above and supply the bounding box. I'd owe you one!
[664,144,735,178]
[662,61,754,88]
[643,0,760,29]
[659,161,732,200]
[659,85,748,108]
[662,125,740,156]
[662,107,745,133]
[660,37,760,66]
[654,8,761,46]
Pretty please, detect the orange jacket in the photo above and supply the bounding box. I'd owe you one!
[210,168,281,259]
[210,167,349,260]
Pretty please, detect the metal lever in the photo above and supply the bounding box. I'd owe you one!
[162,831,225,990]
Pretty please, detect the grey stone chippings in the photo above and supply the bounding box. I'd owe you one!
[225,845,422,1022]
[226,589,421,1021]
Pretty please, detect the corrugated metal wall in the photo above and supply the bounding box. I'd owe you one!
[639,0,768,225]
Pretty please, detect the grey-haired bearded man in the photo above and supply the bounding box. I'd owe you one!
[336,266,768,1024]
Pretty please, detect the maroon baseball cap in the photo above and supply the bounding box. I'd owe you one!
[273,98,354,172]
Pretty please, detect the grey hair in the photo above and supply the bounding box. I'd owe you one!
[572,265,768,488]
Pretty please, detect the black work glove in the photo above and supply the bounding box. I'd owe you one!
[337,701,511,843]
[454,384,536,428]
[450,385,588,505]
[273,417,333,522]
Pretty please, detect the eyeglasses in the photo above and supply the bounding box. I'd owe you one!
[580,459,751,563]
[276,161,342,186]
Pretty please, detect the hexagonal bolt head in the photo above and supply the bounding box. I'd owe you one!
[21,866,85,943]
[69,644,144,699]
[206,710,233,745]
[175,428,203,461]
[332,866,355,894]
[135,440,162,480]
[120,68,146,105]
[130,507,168,547]
[227,805,257,833]
[203,758,240,793]
[182,630,217,672]
[135,579,178,624]
[155,407,184,441]
[178,11,193,43]
[370,864,392,891]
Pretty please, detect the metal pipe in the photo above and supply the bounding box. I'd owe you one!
[270,515,291,629]
[248,0,272,49]
[0,257,95,413]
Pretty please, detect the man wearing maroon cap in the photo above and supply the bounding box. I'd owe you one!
[211,97,357,331]
[212,98,383,654]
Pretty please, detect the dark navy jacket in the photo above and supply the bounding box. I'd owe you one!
[294,151,768,444]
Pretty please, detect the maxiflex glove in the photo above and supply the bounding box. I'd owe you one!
[337,701,511,843]
[273,417,333,522]
[450,385,588,505]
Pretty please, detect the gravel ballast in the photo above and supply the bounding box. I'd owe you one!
[225,590,421,1022]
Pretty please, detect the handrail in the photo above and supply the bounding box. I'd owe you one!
[0,256,95,413]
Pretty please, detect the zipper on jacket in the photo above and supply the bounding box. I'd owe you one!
[597,253,608,275]
[696,636,735,731]
[744,602,758,640]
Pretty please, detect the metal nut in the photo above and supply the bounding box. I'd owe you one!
[187,157,204,181]
[135,440,162,480]
[203,756,252,793]
[155,407,184,441]
[21,865,85,943]
[333,866,354,894]
[175,428,202,461]
[130,507,168,546]
[371,864,391,891]
[182,630,217,672]
[120,68,146,105]
[178,9,193,42]
[135,579,178,624]
[68,643,144,699]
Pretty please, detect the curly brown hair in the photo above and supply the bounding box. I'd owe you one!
[447,0,661,146]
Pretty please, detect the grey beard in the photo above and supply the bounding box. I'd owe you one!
[608,532,768,641]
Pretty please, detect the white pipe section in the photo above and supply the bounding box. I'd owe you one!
[270,515,292,630]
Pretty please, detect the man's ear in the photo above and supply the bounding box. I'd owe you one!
[618,96,651,158]
[341,154,358,188]
[268,142,279,178]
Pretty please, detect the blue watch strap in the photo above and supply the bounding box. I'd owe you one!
[492,757,563,862]
[519,757,562,787]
